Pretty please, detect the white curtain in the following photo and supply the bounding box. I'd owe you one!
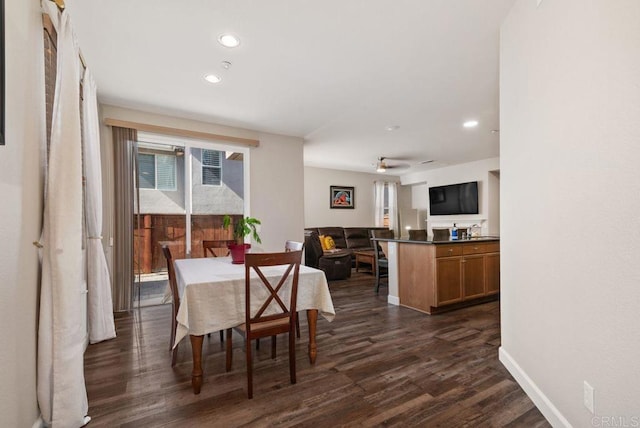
[374,181,385,227]
[82,68,116,343]
[388,181,399,236]
[38,8,89,427]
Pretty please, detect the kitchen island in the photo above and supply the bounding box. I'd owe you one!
[373,237,500,314]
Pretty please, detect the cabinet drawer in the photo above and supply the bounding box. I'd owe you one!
[485,242,500,253]
[462,242,500,255]
[463,243,488,255]
[436,245,463,257]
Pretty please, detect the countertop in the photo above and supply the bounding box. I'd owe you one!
[371,236,500,244]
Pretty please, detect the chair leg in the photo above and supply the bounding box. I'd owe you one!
[246,336,253,399]
[295,314,301,338]
[171,343,178,367]
[225,328,233,372]
[219,330,224,342]
[289,331,296,385]
[375,265,381,294]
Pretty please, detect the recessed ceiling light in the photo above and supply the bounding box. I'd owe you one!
[218,33,240,48]
[463,120,479,128]
[385,125,400,131]
[204,74,222,84]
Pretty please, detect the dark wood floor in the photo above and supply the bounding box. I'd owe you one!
[84,272,550,427]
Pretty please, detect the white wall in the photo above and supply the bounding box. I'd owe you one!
[99,105,305,263]
[500,1,640,426]
[396,182,417,237]
[488,170,500,236]
[304,166,413,229]
[402,157,500,235]
[0,0,45,426]
[250,133,305,250]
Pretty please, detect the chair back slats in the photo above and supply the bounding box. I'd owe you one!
[203,240,235,257]
[252,264,293,319]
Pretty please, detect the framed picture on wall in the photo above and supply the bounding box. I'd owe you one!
[330,185,355,209]
[0,0,4,145]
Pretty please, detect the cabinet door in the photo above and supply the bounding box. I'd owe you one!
[462,255,485,299]
[485,253,500,295]
[435,257,462,305]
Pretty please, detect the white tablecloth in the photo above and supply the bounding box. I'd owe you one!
[173,257,335,347]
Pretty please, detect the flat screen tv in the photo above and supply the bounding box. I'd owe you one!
[429,181,479,215]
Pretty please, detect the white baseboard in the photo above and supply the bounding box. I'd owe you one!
[387,295,399,306]
[498,347,572,428]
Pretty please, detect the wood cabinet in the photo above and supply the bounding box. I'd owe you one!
[435,257,463,305]
[484,252,500,295]
[398,240,500,314]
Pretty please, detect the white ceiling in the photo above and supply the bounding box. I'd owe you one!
[66,0,515,176]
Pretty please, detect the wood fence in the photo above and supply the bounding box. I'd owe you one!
[133,214,241,274]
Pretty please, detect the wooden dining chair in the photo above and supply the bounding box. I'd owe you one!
[371,229,393,293]
[225,250,303,399]
[285,240,304,252]
[162,245,181,367]
[408,229,428,240]
[202,240,235,257]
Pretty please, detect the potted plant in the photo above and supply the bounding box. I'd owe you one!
[223,215,262,264]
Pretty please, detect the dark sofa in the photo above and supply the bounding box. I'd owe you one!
[304,227,388,274]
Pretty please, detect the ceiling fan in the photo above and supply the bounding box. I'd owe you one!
[375,156,410,173]
[374,156,436,173]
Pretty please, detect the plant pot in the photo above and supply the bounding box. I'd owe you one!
[228,243,251,264]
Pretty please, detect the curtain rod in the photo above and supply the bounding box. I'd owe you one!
[104,118,261,148]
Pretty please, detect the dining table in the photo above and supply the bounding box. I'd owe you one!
[173,256,336,394]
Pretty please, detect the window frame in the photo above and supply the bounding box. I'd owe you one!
[137,151,177,191]
[201,148,223,186]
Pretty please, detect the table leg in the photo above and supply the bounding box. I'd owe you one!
[306,309,318,364]
[190,334,204,394]
[355,257,360,272]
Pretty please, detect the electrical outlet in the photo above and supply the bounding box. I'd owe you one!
[584,381,595,414]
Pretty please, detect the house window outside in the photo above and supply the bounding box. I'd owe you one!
[138,153,177,191]
[202,149,222,186]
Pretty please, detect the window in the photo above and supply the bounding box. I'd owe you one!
[202,149,222,186]
[137,153,176,190]
[383,184,390,227]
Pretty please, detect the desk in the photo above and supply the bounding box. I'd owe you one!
[174,256,335,394]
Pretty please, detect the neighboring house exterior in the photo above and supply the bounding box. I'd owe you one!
[137,147,244,215]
